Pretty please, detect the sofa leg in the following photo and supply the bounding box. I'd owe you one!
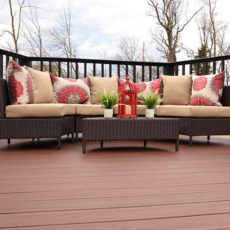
[100,140,103,148]
[176,138,179,152]
[82,139,86,153]
[57,137,61,150]
[7,139,10,144]
[71,133,74,143]
[189,136,193,146]
[207,135,210,142]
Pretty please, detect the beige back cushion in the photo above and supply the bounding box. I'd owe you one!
[89,76,118,104]
[163,75,192,105]
[25,67,54,103]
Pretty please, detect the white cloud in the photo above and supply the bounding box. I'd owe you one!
[1,0,230,61]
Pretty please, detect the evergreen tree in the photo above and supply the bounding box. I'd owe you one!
[195,44,210,75]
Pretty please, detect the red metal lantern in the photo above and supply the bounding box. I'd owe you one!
[117,75,137,118]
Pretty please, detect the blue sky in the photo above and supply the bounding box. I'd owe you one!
[0,0,230,61]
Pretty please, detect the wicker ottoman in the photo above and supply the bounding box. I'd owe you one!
[82,117,180,153]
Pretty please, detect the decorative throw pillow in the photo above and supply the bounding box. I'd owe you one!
[118,78,163,104]
[6,61,34,105]
[190,72,225,106]
[50,74,90,104]
[135,79,163,104]
[25,67,54,103]
[135,78,163,95]
[89,76,118,104]
[163,75,192,105]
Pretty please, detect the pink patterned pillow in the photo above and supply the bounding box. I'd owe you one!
[118,78,163,104]
[6,61,34,105]
[135,78,163,95]
[190,72,225,106]
[50,74,90,104]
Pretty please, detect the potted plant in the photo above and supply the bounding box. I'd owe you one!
[101,89,119,118]
[139,91,162,118]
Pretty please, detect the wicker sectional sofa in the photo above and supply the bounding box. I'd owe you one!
[1,75,230,149]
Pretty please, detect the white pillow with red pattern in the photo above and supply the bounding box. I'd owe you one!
[190,72,225,106]
[119,78,163,104]
[6,61,34,105]
[135,78,163,95]
[50,74,90,104]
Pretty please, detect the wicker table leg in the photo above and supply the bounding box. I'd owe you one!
[71,133,74,143]
[82,140,86,153]
[100,140,103,148]
[207,135,210,141]
[7,139,10,144]
[144,140,147,148]
[189,136,193,146]
[176,138,179,152]
[57,137,61,150]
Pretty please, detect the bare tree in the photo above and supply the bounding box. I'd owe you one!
[49,2,77,78]
[23,6,48,57]
[117,37,140,62]
[116,37,142,80]
[203,0,230,57]
[195,0,230,83]
[5,0,30,53]
[147,0,201,62]
[207,0,217,56]
[116,37,158,81]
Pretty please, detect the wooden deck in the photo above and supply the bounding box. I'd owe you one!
[0,136,230,229]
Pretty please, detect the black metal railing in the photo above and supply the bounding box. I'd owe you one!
[0,49,229,84]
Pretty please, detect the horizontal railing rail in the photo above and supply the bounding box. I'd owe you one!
[0,48,229,84]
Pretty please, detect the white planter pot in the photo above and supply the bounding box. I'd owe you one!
[145,109,154,118]
[104,109,113,118]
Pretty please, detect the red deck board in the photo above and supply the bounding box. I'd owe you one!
[0,136,230,229]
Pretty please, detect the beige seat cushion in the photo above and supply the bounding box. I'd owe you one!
[113,105,149,116]
[6,104,75,118]
[163,75,192,105]
[156,105,230,117]
[25,67,54,103]
[89,76,118,104]
[75,104,104,115]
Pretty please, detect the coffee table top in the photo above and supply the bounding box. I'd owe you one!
[83,117,180,121]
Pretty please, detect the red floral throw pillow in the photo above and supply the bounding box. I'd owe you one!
[135,78,163,95]
[118,78,163,104]
[6,61,34,105]
[50,74,90,104]
[190,72,225,106]
[135,79,163,104]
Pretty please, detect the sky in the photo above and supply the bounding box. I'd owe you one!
[0,0,230,61]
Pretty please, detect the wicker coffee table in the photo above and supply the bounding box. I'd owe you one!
[82,117,180,153]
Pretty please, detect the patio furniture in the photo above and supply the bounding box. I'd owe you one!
[82,117,180,153]
[1,49,230,149]
[0,78,75,150]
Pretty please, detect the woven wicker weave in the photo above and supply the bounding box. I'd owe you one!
[0,79,75,149]
[0,79,9,118]
[179,117,230,145]
[82,117,180,153]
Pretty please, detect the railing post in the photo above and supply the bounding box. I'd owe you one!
[163,64,174,75]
